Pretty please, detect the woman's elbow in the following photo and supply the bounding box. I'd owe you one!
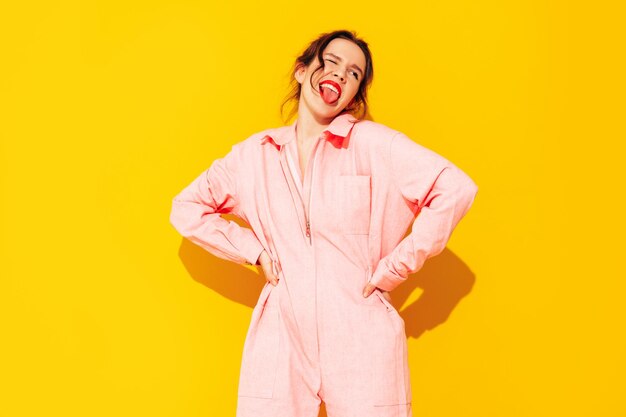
[169,198,191,236]
[446,166,478,212]
[459,176,479,213]
[467,178,478,200]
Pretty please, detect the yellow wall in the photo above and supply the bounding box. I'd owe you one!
[2,1,623,416]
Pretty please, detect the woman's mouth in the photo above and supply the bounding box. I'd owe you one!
[319,80,342,105]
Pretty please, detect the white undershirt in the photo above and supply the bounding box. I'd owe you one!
[285,140,303,200]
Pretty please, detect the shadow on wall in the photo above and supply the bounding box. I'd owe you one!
[176,236,267,309]
[175,229,476,342]
[392,248,476,339]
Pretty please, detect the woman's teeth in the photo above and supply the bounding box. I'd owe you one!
[321,84,339,95]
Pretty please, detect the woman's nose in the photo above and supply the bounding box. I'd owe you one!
[333,71,345,82]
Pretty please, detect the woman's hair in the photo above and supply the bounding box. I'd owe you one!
[280,29,374,123]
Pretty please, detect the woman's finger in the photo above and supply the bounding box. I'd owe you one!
[269,259,280,286]
[259,257,280,286]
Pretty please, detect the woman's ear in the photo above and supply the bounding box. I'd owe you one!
[294,64,305,84]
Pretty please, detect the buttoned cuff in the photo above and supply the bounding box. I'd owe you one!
[241,236,265,266]
[369,259,407,292]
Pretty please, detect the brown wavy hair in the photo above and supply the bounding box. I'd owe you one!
[280,29,374,123]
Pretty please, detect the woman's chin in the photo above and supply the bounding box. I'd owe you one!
[300,98,346,121]
[317,101,348,117]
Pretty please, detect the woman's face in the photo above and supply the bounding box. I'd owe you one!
[295,38,366,121]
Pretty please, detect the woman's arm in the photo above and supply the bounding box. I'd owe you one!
[367,132,479,293]
[169,145,265,266]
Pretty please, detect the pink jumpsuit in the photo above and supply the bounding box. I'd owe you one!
[169,112,478,417]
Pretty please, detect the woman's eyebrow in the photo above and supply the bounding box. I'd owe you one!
[324,52,364,77]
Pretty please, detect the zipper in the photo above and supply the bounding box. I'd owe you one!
[304,138,321,245]
[284,136,320,246]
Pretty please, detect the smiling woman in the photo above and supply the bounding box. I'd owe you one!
[280,30,374,123]
[169,29,478,417]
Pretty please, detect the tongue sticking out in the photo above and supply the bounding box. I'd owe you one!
[320,85,340,104]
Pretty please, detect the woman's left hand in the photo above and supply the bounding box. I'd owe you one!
[362,282,392,303]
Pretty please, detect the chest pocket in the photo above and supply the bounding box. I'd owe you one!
[336,175,371,235]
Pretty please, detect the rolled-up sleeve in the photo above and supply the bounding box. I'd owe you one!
[169,145,264,266]
[369,132,479,291]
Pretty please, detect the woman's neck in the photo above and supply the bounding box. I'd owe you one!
[294,107,335,145]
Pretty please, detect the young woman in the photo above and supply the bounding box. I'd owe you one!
[170,29,478,417]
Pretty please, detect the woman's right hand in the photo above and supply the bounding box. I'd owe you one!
[258,250,280,286]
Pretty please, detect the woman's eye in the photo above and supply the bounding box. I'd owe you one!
[325,59,358,79]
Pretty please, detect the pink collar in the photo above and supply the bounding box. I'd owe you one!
[261,112,359,148]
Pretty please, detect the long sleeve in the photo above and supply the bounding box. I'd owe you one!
[169,145,265,266]
[369,132,479,291]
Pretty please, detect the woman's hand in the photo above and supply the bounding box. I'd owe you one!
[363,281,392,303]
[258,250,280,286]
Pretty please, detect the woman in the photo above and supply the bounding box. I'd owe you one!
[169,29,478,417]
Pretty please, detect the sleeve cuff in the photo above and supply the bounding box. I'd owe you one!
[369,259,407,292]
[241,234,265,266]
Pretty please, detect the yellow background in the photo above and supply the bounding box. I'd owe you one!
[2,1,624,416]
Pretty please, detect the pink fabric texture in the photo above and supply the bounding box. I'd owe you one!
[169,112,478,417]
